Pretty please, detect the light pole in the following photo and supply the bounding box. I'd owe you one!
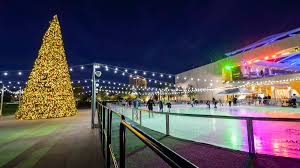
[91,63,101,128]
[0,82,4,117]
[18,87,22,105]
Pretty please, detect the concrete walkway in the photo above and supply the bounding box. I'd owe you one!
[124,134,300,168]
[0,109,104,168]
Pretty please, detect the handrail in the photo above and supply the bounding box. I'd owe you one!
[96,101,198,168]
[120,120,198,168]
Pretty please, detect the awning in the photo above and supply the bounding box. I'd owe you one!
[217,88,253,95]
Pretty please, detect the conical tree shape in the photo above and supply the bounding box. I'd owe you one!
[16,15,77,120]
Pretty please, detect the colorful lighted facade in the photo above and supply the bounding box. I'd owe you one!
[176,27,300,100]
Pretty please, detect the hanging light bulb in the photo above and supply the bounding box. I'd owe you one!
[152,73,155,76]
[81,66,84,70]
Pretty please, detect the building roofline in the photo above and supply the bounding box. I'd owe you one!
[225,26,300,56]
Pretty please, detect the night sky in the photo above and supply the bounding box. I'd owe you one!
[1,0,300,74]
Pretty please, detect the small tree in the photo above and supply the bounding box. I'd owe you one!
[187,84,197,100]
[177,86,184,101]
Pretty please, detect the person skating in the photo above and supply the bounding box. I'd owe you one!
[166,101,172,112]
[158,100,164,112]
[233,96,237,106]
[228,97,232,107]
[190,99,194,107]
[291,94,297,108]
[212,97,217,108]
[219,98,223,106]
[147,98,154,111]
[206,100,210,108]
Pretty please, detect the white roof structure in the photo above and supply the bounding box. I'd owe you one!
[225,27,300,56]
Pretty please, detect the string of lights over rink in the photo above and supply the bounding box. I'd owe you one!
[1,62,300,86]
[0,80,223,94]
[1,62,300,94]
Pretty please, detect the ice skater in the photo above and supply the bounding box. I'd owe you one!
[212,98,217,108]
[147,98,154,111]
[228,96,232,107]
[206,100,210,108]
[219,99,223,106]
[158,100,164,112]
[190,99,194,107]
[291,94,297,108]
[166,101,171,112]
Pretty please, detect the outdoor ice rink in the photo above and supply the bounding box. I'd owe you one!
[112,104,300,159]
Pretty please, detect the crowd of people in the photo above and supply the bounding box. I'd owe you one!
[120,98,173,112]
[119,94,298,113]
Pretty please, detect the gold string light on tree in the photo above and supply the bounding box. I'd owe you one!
[16,15,77,120]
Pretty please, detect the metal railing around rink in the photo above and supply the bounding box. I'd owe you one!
[96,101,198,168]
[109,103,300,157]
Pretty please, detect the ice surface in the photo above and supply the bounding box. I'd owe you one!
[112,104,300,159]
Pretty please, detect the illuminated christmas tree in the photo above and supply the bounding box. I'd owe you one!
[16,15,77,120]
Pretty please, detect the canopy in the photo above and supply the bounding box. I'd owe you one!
[217,88,253,95]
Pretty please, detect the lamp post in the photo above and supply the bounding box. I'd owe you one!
[0,82,4,117]
[18,87,22,105]
[91,63,101,128]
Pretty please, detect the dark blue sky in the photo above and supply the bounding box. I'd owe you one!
[1,0,300,74]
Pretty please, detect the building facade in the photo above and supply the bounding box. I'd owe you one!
[176,27,300,101]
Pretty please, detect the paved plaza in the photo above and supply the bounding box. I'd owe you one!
[0,110,104,168]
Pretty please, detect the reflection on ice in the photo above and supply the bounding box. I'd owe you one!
[112,104,300,159]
